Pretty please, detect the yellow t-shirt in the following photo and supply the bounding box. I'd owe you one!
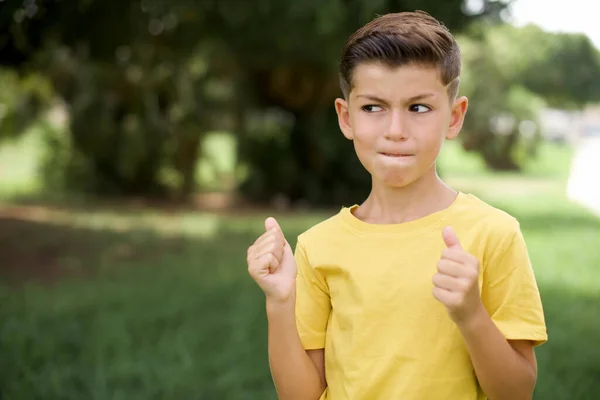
[294,192,547,400]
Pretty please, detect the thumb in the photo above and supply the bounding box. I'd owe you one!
[265,216,281,232]
[265,217,287,243]
[265,217,291,251]
[442,226,462,249]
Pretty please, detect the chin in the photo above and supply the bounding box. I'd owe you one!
[382,178,414,188]
[377,170,416,188]
[360,158,424,188]
[368,156,436,188]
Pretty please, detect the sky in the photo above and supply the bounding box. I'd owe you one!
[508,0,600,49]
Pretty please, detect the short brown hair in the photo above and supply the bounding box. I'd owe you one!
[339,11,461,101]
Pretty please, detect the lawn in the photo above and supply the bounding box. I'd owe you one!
[0,135,599,399]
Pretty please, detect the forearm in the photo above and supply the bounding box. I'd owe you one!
[266,297,325,400]
[458,305,536,400]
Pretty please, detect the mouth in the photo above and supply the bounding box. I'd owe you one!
[379,152,414,158]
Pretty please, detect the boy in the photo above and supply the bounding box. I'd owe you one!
[246,11,547,400]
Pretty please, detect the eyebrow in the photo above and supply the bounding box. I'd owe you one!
[356,93,437,103]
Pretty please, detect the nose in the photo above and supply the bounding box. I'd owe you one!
[384,110,408,141]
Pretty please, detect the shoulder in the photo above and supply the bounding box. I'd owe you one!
[453,192,521,235]
[455,193,519,228]
[295,207,352,249]
[449,193,524,258]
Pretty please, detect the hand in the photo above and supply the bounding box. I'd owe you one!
[247,217,297,303]
[432,226,483,326]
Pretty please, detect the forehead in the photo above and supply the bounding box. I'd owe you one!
[350,62,446,100]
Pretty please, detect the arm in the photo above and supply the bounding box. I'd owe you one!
[457,304,537,400]
[433,225,546,400]
[247,219,327,400]
[267,297,326,400]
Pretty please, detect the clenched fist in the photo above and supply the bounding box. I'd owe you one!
[432,226,484,326]
[247,217,297,302]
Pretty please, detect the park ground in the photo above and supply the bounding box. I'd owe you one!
[0,132,599,399]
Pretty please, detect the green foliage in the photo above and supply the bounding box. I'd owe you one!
[0,68,53,140]
[3,0,599,203]
[454,21,600,171]
[0,0,507,203]
[484,23,600,108]
[238,108,371,206]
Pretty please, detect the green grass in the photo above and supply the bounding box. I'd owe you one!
[0,137,599,399]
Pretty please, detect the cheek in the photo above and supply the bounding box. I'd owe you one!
[422,132,444,152]
[413,119,445,150]
[350,116,379,147]
[352,136,376,171]
[348,118,379,171]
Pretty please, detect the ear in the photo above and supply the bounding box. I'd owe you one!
[445,96,468,140]
[335,97,354,140]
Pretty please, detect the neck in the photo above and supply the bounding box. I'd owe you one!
[355,166,457,224]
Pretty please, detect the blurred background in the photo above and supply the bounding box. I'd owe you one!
[0,0,599,399]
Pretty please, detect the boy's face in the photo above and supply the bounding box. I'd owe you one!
[335,63,468,188]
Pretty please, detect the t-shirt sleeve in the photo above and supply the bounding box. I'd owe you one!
[294,238,331,350]
[481,223,548,347]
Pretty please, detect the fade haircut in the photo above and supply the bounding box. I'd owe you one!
[339,11,461,102]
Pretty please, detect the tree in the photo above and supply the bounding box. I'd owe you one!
[457,23,600,170]
[0,0,508,204]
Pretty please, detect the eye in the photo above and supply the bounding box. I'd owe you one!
[361,105,384,113]
[409,104,431,113]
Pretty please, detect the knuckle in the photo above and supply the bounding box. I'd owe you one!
[439,259,450,269]
[247,262,256,275]
[436,260,445,272]
[465,266,477,278]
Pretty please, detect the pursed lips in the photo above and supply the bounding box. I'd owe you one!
[378,151,415,157]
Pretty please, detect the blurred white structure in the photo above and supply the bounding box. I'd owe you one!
[566,107,600,216]
[538,108,581,144]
